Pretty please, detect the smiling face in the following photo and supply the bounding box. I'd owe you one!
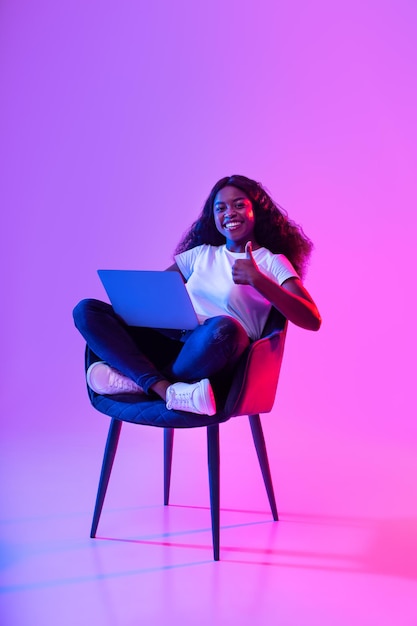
[213,186,258,252]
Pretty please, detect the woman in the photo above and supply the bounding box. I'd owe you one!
[73,175,321,417]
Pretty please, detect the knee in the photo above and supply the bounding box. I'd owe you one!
[73,298,91,324]
[205,316,249,350]
[72,298,105,329]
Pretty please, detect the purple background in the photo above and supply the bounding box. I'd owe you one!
[1,1,417,624]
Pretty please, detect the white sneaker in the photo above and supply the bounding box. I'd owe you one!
[86,362,144,395]
[166,379,216,416]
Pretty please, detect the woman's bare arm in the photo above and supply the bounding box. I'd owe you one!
[232,242,321,331]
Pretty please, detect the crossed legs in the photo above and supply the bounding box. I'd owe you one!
[73,298,250,415]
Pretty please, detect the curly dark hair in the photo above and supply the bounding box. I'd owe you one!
[175,175,313,278]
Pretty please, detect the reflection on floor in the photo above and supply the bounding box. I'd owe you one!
[1,415,416,626]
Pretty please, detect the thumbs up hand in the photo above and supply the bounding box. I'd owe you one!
[232,241,259,285]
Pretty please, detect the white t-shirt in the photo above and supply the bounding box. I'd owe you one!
[174,244,298,340]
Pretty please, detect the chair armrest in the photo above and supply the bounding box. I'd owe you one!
[224,325,287,417]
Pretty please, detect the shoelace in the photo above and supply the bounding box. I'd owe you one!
[109,370,137,391]
[167,387,195,409]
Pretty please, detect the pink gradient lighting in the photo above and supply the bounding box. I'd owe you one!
[1,0,417,625]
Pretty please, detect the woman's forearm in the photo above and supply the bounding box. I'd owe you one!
[251,273,322,331]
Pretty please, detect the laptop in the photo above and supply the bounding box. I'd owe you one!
[97,269,199,330]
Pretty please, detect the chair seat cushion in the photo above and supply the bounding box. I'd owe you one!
[89,389,231,428]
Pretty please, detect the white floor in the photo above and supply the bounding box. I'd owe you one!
[1,406,417,626]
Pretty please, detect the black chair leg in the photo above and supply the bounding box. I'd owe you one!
[164,428,174,505]
[207,424,220,561]
[249,414,279,521]
[90,418,122,537]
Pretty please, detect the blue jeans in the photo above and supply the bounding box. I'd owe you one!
[73,299,250,398]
